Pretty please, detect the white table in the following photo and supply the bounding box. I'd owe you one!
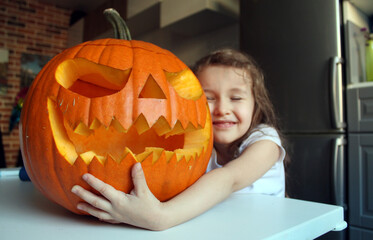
[0,176,346,240]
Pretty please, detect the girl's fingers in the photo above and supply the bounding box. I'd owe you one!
[81,173,118,201]
[76,202,113,221]
[71,185,112,212]
[131,163,150,196]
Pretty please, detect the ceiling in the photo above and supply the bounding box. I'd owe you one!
[39,0,373,17]
[349,0,373,16]
[350,0,373,16]
[39,0,108,12]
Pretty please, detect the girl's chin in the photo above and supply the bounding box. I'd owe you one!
[213,136,236,146]
[213,131,248,146]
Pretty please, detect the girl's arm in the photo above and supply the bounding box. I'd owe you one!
[71,140,280,230]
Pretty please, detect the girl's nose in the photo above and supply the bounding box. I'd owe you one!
[213,100,230,116]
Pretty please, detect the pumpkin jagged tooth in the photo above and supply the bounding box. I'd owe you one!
[134,113,150,135]
[92,155,106,165]
[106,154,118,164]
[74,122,92,136]
[174,153,185,162]
[165,120,184,138]
[185,147,204,158]
[74,155,85,166]
[89,118,102,130]
[164,150,175,163]
[80,151,105,164]
[174,149,196,162]
[136,151,152,163]
[143,147,165,163]
[164,120,200,138]
[184,122,198,133]
[176,148,201,163]
[152,116,171,136]
[120,147,135,161]
[110,117,128,133]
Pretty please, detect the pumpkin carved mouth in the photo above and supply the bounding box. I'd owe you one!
[48,58,210,166]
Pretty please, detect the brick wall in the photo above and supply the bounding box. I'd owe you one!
[0,0,72,167]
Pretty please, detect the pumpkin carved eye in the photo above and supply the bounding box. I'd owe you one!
[165,69,203,100]
[55,58,131,98]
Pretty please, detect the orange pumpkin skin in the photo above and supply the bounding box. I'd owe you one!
[20,38,213,214]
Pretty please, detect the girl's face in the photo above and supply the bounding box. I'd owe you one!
[198,65,255,146]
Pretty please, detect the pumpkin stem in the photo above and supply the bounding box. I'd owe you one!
[103,8,132,40]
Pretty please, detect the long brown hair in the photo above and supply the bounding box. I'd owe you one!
[193,49,289,165]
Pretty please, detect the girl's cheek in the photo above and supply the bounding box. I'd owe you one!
[207,102,214,114]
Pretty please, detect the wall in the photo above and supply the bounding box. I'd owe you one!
[95,0,239,66]
[343,1,369,29]
[138,23,239,67]
[0,0,71,167]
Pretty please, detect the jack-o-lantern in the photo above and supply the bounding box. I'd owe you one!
[19,9,213,214]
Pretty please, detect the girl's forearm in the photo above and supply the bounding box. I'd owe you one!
[158,167,235,230]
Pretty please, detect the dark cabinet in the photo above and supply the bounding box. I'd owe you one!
[347,85,373,238]
[346,85,373,133]
[350,226,373,240]
[348,133,373,237]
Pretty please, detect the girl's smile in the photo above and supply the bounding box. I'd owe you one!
[198,65,255,146]
[213,120,237,129]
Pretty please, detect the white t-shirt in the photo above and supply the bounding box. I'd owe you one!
[206,124,286,197]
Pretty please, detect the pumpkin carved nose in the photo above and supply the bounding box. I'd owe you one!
[55,58,131,98]
[139,75,166,99]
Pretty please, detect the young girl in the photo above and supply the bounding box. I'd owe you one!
[71,49,287,230]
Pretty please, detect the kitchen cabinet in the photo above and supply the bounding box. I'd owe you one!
[348,133,373,238]
[347,85,373,132]
[345,0,373,238]
[350,226,373,239]
[347,83,373,239]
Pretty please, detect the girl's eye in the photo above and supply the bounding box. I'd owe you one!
[206,95,215,101]
[231,96,243,101]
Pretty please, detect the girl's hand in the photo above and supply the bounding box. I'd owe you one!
[71,163,166,230]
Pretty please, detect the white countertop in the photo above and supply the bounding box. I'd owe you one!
[0,177,346,240]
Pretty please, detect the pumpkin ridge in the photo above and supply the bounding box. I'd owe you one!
[74,41,173,58]
[52,155,80,212]
[96,39,111,66]
[68,41,183,72]
[70,42,91,61]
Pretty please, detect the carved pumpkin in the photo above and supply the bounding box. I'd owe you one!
[19,9,213,214]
